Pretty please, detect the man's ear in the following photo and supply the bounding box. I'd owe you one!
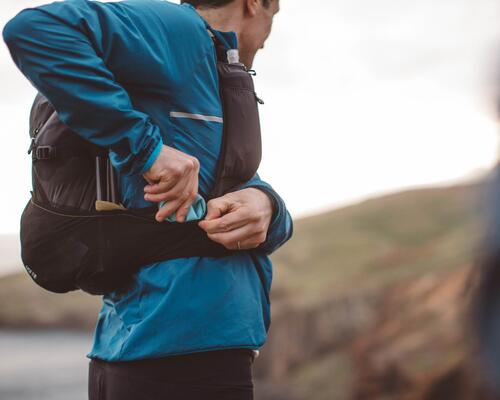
[244,0,260,17]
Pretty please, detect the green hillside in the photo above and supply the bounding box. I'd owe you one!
[260,181,487,400]
[271,182,484,306]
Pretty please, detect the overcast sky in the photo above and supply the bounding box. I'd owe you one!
[0,0,499,234]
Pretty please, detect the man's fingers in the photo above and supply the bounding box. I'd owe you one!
[144,176,194,203]
[199,187,273,249]
[208,230,265,250]
[144,176,176,195]
[144,161,195,196]
[175,175,199,223]
[155,198,183,222]
[198,209,250,234]
[238,232,266,250]
[141,145,201,222]
[153,174,198,222]
[207,227,250,249]
[145,189,189,203]
[154,185,198,222]
[207,223,266,250]
[144,151,199,193]
[204,198,232,221]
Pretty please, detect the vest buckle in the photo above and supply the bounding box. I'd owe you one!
[34,145,56,160]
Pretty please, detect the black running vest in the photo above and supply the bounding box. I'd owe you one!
[20,34,263,295]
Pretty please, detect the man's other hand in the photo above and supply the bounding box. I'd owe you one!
[143,145,200,222]
[198,188,274,250]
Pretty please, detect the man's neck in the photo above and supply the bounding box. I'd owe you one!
[195,5,243,37]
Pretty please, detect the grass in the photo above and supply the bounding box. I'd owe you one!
[271,181,484,304]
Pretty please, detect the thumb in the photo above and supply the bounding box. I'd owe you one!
[205,198,231,221]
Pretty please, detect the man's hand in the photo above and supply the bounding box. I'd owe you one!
[198,188,274,250]
[143,145,200,222]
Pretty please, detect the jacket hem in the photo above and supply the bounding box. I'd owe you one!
[86,342,264,362]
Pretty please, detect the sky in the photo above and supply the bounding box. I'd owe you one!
[0,0,499,234]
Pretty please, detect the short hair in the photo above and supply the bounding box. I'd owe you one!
[181,0,271,9]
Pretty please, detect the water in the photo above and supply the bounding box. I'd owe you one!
[0,330,92,400]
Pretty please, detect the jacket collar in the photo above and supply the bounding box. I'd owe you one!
[182,2,239,50]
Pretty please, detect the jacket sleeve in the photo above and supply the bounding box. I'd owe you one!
[2,0,163,176]
[235,174,294,255]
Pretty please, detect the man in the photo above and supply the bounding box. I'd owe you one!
[3,0,292,398]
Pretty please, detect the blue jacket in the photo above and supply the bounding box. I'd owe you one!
[3,0,293,360]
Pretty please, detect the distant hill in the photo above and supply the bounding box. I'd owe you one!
[0,181,490,400]
[271,180,484,305]
[256,180,487,400]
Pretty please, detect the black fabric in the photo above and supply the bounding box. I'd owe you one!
[29,94,108,212]
[20,32,262,295]
[20,198,234,295]
[210,62,262,198]
[88,349,255,400]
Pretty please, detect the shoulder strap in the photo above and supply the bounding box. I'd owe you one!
[206,28,228,63]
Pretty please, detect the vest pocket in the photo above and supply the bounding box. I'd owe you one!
[206,60,263,198]
[20,196,234,295]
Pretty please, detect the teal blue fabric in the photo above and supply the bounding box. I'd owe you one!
[160,194,207,222]
[3,0,293,361]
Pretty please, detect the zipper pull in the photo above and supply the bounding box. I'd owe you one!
[27,138,35,155]
[255,93,265,105]
[28,127,40,154]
